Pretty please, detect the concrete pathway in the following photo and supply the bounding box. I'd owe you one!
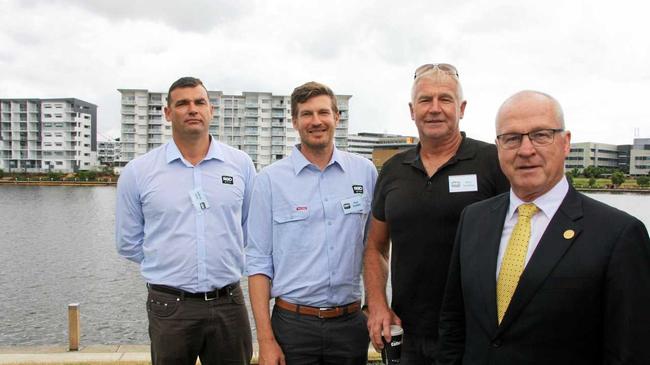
[0,345,382,364]
[0,345,150,364]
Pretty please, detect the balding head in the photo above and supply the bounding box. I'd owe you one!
[496,90,564,132]
[494,90,571,202]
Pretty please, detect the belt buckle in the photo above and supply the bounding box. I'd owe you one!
[204,291,217,301]
[318,307,335,319]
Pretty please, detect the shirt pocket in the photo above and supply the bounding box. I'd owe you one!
[272,204,312,254]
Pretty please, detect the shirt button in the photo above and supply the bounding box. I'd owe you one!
[330,246,334,250]
[491,340,502,348]
[324,198,329,202]
[328,221,332,226]
[427,181,432,185]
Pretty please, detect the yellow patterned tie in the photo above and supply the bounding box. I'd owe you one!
[497,203,538,324]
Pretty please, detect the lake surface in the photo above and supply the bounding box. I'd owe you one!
[0,186,648,346]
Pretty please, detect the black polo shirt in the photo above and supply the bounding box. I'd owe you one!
[372,133,509,337]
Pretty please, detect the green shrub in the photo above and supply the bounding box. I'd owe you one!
[610,171,625,187]
[637,176,650,187]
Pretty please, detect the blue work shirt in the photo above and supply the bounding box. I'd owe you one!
[246,145,377,307]
[116,137,256,292]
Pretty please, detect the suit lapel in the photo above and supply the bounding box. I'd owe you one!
[496,188,584,336]
[476,195,509,334]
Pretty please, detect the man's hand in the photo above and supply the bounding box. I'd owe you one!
[258,338,286,365]
[367,303,402,351]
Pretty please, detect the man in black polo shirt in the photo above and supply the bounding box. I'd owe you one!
[363,63,509,365]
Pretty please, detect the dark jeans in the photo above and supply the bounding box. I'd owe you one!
[401,333,437,365]
[146,284,252,365]
[271,305,369,365]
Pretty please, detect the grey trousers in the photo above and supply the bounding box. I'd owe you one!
[146,284,252,365]
[271,305,369,365]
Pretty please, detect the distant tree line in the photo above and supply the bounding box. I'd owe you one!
[0,166,116,182]
[565,166,650,188]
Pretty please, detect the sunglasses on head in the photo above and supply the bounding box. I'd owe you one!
[413,63,459,79]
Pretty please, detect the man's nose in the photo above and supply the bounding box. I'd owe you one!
[517,135,536,155]
[428,100,442,113]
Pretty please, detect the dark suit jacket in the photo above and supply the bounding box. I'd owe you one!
[437,187,650,365]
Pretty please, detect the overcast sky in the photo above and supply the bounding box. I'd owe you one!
[1,0,648,144]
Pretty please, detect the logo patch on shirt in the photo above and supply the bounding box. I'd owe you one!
[296,206,308,211]
[352,185,364,194]
[221,176,234,185]
[343,203,351,209]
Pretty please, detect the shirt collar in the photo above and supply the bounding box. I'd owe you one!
[507,176,569,220]
[165,135,223,165]
[290,144,345,175]
[402,132,473,166]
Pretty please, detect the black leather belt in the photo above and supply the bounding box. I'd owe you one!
[148,282,238,301]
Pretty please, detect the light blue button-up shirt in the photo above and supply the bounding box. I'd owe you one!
[116,137,256,292]
[246,146,377,307]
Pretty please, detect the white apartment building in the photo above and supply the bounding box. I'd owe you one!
[0,98,97,173]
[118,89,350,170]
[348,132,418,160]
[98,139,121,166]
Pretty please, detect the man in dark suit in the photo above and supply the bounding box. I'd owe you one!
[437,90,650,365]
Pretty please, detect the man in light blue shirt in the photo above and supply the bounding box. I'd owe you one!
[116,77,255,365]
[247,81,378,365]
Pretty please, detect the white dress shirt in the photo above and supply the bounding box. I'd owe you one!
[496,177,569,278]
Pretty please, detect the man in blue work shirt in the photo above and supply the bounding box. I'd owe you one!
[247,81,377,365]
[116,77,255,365]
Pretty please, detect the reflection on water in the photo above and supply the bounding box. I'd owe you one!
[0,186,647,345]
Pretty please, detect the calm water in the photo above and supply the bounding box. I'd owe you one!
[0,186,648,346]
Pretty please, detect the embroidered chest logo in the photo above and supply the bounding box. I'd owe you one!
[296,206,308,211]
[352,185,364,194]
[222,176,234,185]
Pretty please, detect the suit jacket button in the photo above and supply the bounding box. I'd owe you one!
[491,340,502,348]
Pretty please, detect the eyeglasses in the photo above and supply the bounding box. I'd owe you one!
[414,63,459,79]
[496,129,564,150]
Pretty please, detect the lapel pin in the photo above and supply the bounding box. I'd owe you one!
[563,230,575,239]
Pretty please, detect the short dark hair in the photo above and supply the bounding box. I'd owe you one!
[167,77,208,106]
[290,81,338,119]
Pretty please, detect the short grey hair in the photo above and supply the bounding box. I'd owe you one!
[411,68,464,103]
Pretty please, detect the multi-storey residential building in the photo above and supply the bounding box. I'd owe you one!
[348,132,418,160]
[98,139,121,166]
[0,98,97,173]
[630,138,650,176]
[118,89,351,170]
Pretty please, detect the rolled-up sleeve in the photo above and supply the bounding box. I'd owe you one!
[245,172,274,279]
[115,165,145,263]
[241,156,257,247]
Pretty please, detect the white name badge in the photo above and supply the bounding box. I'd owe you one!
[340,195,365,214]
[448,174,478,193]
[189,187,210,211]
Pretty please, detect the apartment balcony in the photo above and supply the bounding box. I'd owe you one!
[271,112,285,118]
[122,108,136,115]
[122,99,136,105]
